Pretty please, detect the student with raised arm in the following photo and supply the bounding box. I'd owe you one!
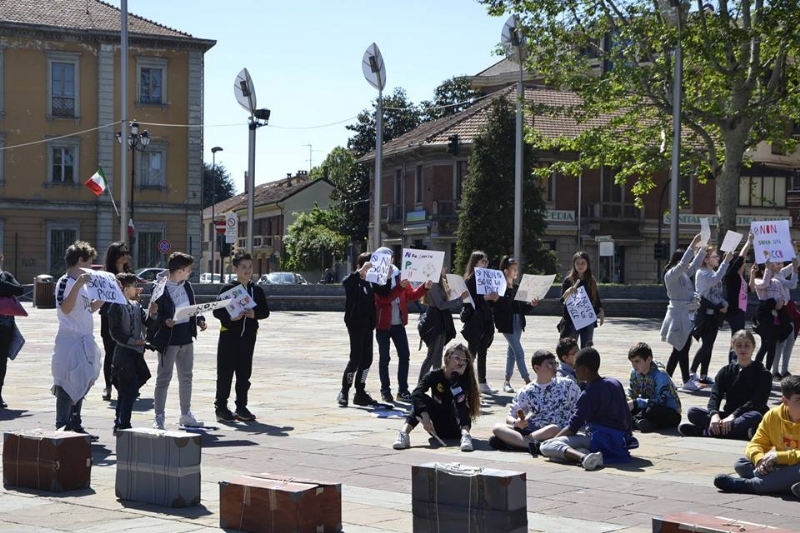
[772,257,799,379]
[752,261,791,371]
[723,233,753,363]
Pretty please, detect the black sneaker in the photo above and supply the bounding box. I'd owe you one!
[72,425,99,442]
[488,436,513,451]
[235,407,256,421]
[678,423,704,437]
[698,375,714,385]
[747,427,756,440]
[773,372,783,381]
[337,390,348,407]
[396,390,412,402]
[102,388,112,401]
[0,396,7,409]
[381,391,395,404]
[528,440,542,456]
[353,391,378,406]
[791,481,800,499]
[714,474,755,493]
[635,419,659,433]
[216,408,236,422]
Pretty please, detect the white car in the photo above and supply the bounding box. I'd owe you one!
[199,272,222,284]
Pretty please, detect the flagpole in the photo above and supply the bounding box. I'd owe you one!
[108,191,120,219]
[119,0,129,243]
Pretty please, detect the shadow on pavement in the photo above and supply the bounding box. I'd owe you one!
[2,485,97,498]
[608,456,654,472]
[0,408,32,421]
[91,442,115,467]
[118,499,214,518]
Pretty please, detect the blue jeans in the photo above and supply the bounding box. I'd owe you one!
[377,324,410,394]
[733,456,800,494]
[503,315,529,381]
[54,385,83,431]
[576,324,595,348]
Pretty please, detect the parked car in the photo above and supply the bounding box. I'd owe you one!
[135,267,166,282]
[258,272,309,285]
[199,272,222,284]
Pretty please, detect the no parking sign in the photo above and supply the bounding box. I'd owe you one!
[158,239,172,255]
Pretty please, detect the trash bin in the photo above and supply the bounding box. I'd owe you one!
[33,275,55,309]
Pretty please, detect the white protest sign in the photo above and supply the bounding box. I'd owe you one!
[719,230,743,253]
[149,275,167,305]
[566,286,598,331]
[445,274,474,307]
[217,283,257,319]
[700,217,711,246]
[474,267,506,296]
[400,248,444,283]
[751,220,795,264]
[515,274,556,302]
[365,251,392,285]
[173,300,227,322]
[81,269,127,304]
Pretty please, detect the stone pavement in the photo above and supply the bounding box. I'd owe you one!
[1,305,799,533]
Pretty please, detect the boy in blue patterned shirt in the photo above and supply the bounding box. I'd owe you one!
[627,342,681,433]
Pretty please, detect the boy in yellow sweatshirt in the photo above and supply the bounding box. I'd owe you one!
[713,375,800,497]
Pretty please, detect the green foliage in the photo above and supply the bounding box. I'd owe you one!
[202,162,236,208]
[283,205,349,272]
[346,87,422,156]
[454,97,557,275]
[419,76,483,122]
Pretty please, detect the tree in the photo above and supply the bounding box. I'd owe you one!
[455,97,556,274]
[282,205,349,272]
[481,0,800,241]
[419,76,483,122]
[202,162,236,208]
[309,146,363,244]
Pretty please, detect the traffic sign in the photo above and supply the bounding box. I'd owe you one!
[158,238,172,255]
[215,219,226,235]
[225,212,238,244]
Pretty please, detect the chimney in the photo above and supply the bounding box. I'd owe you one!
[244,171,248,194]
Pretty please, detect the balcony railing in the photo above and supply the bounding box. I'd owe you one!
[432,200,459,219]
[586,202,641,220]
[382,204,404,223]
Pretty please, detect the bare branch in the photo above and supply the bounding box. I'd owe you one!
[694,0,735,75]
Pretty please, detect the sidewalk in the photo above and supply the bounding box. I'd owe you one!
[0,306,798,532]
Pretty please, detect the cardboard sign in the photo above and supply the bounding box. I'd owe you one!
[173,300,227,322]
[751,220,796,264]
[401,248,444,283]
[515,274,556,302]
[149,275,167,305]
[445,274,474,307]
[473,267,506,296]
[700,217,711,246]
[365,251,392,285]
[719,230,743,253]
[217,283,257,319]
[81,269,127,304]
[565,286,597,331]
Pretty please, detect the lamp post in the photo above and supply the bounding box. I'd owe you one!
[211,146,223,278]
[116,120,150,252]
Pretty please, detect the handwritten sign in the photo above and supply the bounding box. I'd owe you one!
[365,251,392,285]
[81,269,127,304]
[445,274,473,307]
[751,220,795,264]
[565,286,597,331]
[700,217,711,246]
[149,275,167,305]
[217,283,257,319]
[719,230,743,253]
[173,300,227,322]
[401,248,444,283]
[474,267,506,296]
[515,274,556,302]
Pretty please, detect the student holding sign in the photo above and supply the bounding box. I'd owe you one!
[752,261,792,371]
[461,251,500,394]
[148,252,207,430]
[99,241,133,402]
[212,250,270,423]
[559,251,604,349]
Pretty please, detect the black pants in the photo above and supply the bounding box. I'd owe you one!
[100,314,115,390]
[755,313,779,370]
[632,403,681,429]
[666,335,691,383]
[691,317,719,377]
[406,395,463,439]
[215,329,257,410]
[686,407,763,440]
[0,323,11,395]
[113,348,144,430]
[468,328,494,384]
[342,326,373,393]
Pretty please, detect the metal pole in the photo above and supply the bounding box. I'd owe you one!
[657,179,671,282]
[130,140,135,245]
[513,60,524,266]
[373,90,383,251]
[247,120,256,253]
[577,173,582,245]
[669,22,683,256]
[211,151,216,275]
[119,0,128,243]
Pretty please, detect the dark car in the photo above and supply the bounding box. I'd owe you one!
[135,267,166,282]
[258,272,309,285]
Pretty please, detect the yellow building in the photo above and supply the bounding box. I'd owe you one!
[0,0,214,281]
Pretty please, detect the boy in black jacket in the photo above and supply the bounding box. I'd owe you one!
[213,250,269,422]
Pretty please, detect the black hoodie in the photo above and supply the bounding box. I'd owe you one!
[707,360,772,418]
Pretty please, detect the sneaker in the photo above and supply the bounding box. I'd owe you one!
[0,396,7,409]
[396,390,412,402]
[381,391,395,404]
[747,427,756,440]
[392,431,410,450]
[488,436,513,451]
[153,414,165,430]
[698,375,714,385]
[179,412,204,428]
[337,390,348,407]
[101,388,112,401]
[460,434,474,452]
[678,422,704,437]
[235,407,256,421]
[502,382,515,393]
[791,481,800,499]
[528,440,542,457]
[689,372,700,382]
[353,391,378,406]
[72,425,99,442]
[581,451,603,471]
[216,408,236,422]
[773,373,783,381]
[680,380,700,392]
[479,382,498,394]
[634,419,659,433]
[714,474,755,494]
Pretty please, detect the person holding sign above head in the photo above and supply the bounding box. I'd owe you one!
[722,233,753,364]
[460,250,500,394]
[751,260,792,372]
[148,252,207,430]
[772,255,799,380]
[52,241,104,440]
[212,250,270,423]
[559,251,604,349]
[99,241,133,402]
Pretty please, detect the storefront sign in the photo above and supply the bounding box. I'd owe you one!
[662,213,792,227]
[544,210,576,222]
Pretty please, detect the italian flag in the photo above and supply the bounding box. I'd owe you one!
[85,167,107,196]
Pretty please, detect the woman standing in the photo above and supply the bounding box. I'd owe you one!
[0,251,24,409]
[461,251,499,394]
[417,266,467,383]
[660,234,705,391]
[752,261,791,371]
[99,241,133,401]
[559,251,604,348]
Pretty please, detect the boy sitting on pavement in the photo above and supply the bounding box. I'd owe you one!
[540,347,635,470]
[555,337,579,384]
[714,375,800,498]
[490,349,581,454]
[627,342,682,433]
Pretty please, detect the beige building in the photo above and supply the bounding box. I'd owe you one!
[0,0,214,280]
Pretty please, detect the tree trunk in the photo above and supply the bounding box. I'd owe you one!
[716,127,750,247]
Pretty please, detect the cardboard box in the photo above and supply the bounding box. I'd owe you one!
[219,473,342,533]
[653,512,796,533]
[412,501,528,533]
[115,428,201,507]
[411,462,527,511]
[3,430,91,492]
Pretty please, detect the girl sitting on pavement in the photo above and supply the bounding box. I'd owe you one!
[392,343,480,452]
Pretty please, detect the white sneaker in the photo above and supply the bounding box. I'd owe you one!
[392,431,410,450]
[179,412,204,428]
[581,451,603,471]
[153,414,165,430]
[460,434,474,452]
[502,382,515,393]
[479,382,498,394]
[680,380,700,392]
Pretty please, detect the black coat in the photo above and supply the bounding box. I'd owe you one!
[493,284,537,334]
[707,360,772,417]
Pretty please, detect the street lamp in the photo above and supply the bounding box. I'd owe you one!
[116,120,151,251]
[362,43,387,251]
[211,146,223,279]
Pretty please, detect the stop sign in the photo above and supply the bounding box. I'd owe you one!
[215,220,226,235]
